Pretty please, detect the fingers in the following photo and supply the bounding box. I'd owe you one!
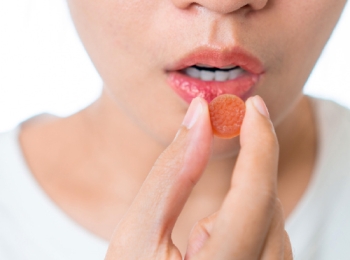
[284,231,294,260]
[260,199,294,259]
[207,96,279,259]
[185,212,217,260]
[186,201,293,260]
[186,200,293,260]
[260,200,285,260]
[114,97,213,243]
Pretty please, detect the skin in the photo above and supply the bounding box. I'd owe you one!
[105,96,293,259]
[18,0,347,258]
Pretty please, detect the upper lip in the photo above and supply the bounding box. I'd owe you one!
[167,45,264,75]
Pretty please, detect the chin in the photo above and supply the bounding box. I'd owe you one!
[211,136,241,160]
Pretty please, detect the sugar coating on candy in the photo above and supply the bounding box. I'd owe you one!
[209,94,246,139]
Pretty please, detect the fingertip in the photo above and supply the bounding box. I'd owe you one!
[243,95,273,130]
[174,97,210,141]
[251,95,270,118]
[171,96,212,185]
[240,96,277,149]
[189,97,212,138]
[182,97,204,129]
[246,95,270,119]
[186,96,213,161]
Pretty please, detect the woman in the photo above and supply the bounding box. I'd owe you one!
[1,0,349,259]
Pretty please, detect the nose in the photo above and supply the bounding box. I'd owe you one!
[172,0,268,14]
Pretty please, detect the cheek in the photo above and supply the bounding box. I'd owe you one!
[254,0,347,126]
[69,0,185,144]
[68,0,160,78]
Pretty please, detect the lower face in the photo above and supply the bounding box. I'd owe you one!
[67,0,347,158]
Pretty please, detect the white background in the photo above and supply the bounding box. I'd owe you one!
[0,0,350,132]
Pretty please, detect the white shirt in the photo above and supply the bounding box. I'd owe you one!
[0,125,108,259]
[285,97,350,259]
[0,97,350,260]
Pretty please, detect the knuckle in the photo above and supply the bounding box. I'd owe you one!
[152,147,185,174]
[273,199,287,229]
[274,199,284,216]
[152,157,180,174]
[259,187,278,213]
[284,230,294,260]
[262,128,279,152]
[193,220,209,236]
[258,118,279,146]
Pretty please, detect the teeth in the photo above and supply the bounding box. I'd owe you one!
[200,70,215,81]
[195,63,238,70]
[184,66,245,81]
[185,67,200,78]
[215,70,229,81]
[228,68,244,80]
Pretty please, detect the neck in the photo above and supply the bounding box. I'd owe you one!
[275,95,318,216]
[19,89,317,242]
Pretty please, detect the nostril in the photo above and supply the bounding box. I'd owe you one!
[172,0,197,10]
[172,0,268,15]
[250,0,269,11]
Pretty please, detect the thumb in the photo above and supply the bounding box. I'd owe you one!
[115,97,213,243]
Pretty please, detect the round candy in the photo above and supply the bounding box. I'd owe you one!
[209,94,246,139]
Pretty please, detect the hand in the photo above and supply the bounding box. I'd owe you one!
[104,96,293,260]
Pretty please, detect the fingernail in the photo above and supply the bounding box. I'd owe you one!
[252,95,270,118]
[182,97,203,129]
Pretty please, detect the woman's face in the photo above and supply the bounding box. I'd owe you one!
[68,0,346,157]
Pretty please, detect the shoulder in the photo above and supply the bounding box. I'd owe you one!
[310,97,350,234]
[0,127,22,175]
[309,97,350,164]
[287,97,350,259]
[309,97,350,126]
[0,114,56,173]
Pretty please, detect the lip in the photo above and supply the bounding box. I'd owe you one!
[166,46,264,103]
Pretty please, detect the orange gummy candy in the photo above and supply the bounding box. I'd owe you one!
[209,94,246,139]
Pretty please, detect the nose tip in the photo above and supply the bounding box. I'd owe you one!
[172,0,268,14]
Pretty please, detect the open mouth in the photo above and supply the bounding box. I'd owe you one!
[166,46,264,104]
[182,64,246,82]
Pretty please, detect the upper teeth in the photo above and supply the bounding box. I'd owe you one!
[184,66,244,81]
[195,63,238,70]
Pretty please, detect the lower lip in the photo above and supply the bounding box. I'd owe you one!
[167,71,260,104]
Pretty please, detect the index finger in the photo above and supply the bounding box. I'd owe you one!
[208,96,279,259]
